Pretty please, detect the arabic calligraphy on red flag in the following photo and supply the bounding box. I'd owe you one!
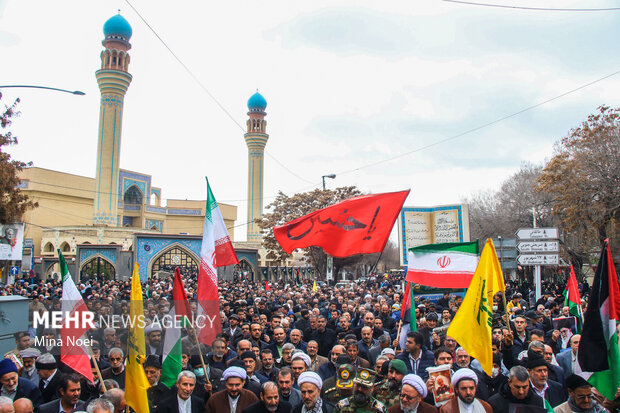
[273,190,410,258]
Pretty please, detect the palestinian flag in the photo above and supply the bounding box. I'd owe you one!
[578,239,620,400]
[59,250,94,383]
[406,242,479,288]
[563,265,583,333]
[161,268,193,387]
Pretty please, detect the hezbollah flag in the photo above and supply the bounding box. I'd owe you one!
[563,265,583,333]
[578,239,620,400]
[161,268,193,387]
[447,238,505,376]
[59,250,94,383]
[125,263,150,413]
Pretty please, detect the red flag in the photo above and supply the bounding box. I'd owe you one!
[273,190,409,258]
[265,281,271,291]
[173,268,193,323]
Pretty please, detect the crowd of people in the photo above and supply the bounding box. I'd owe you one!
[0,272,618,413]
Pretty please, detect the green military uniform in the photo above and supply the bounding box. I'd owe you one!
[324,364,355,404]
[372,379,400,408]
[333,368,386,413]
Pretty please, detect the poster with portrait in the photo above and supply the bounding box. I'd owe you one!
[427,364,453,406]
[0,223,24,260]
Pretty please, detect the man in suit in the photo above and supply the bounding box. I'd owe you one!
[0,359,42,410]
[396,331,434,381]
[156,371,205,413]
[38,373,86,413]
[556,334,581,377]
[34,353,60,403]
[242,381,292,413]
[144,355,170,411]
[527,356,567,408]
[205,366,258,413]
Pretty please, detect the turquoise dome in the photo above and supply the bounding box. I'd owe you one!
[247,92,267,111]
[103,14,132,40]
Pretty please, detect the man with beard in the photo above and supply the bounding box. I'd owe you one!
[554,374,606,413]
[17,348,40,384]
[242,381,292,413]
[388,374,437,413]
[277,368,302,408]
[488,366,544,413]
[206,339,229,371]
[257,350,279,382]
[38,374,87,413]
[334,368,386,412]
[146,324,163,355]
[205,366,258,413]
[373,360,407,408]
[293,371,331,413]
[144,355,169,411]
[438,369,492,413]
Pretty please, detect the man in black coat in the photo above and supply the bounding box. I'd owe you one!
[526,355,566,408]
[488,366,545,413]
[38,373,87,413]
[0,359,43,409]
[156,371,205,413]
[309,316,336,357]
[35,352,62,403]
[242,381,292,413]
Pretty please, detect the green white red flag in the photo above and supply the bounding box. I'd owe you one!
[578,239,620,400]
[161,268,193,387]
[406,242,479,288]
[196,178,239,344]
[563,265,583,333]
[59,250,94,383]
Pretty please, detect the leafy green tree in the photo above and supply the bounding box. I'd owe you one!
[0,92,37,224]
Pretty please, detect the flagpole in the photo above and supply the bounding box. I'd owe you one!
[89,346,107,393]
[502,291,512,334]
[369,251,383,276]
[191,328,211,386]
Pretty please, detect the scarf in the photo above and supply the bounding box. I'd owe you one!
[458,398,488,413]
[301,397,323,413]
[567,397,606,413]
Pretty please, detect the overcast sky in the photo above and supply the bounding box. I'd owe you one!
[2,0,619,241]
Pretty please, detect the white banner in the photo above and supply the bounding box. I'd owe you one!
[0,223,24,260]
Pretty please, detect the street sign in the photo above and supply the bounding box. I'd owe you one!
[517,241,559,253]
[10,266,19,275]
[516,227,558,240]
[517,254,559,265]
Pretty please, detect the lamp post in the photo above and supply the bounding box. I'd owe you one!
[322,174,336,190]
[0,85,85,95]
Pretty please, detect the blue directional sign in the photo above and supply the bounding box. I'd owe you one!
[10,266,19,275]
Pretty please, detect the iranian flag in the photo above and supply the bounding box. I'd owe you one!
[161,268,193,387]
[563,265,583,333]
[406,242,479,288]
[196,178,239,344]
[59,250,94,383]
[578,239,620,400]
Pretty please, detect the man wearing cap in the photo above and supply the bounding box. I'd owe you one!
[373,359,407,408]
[206,366,258,413]
[293,371,331,413]
[145,324,163,356]
[554,374,605,413]
[18,348,40,384]
[0,359,42,409]
[334,368,386,412]
[388,374,437,413]
[156,371,205,413]
[144,355,169,411]
[438,368,491,413]
[323,364,355,404]
[34,353,60,403]
[526,355,566,408]
[4,332,31,362]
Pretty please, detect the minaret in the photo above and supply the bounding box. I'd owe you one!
[93,13,133,226]
[244,92,269,242]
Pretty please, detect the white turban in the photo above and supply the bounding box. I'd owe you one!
[145,324,162,335]
[298,371,323,389]
[222,366,247,381]
[451,368,478,387]
[292,352,312,368]
[402,374,428,398]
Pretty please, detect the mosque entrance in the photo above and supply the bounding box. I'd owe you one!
[81,257,116,281]
[151,246,199,280]
[124,185,143,205]
[233,259,255,282]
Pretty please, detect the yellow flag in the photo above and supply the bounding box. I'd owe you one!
[125,263,150,413]
[446,238,505,376]
[312,281,317,292]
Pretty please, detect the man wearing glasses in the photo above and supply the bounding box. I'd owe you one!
[388,374,436,413]
[554,374,606,413]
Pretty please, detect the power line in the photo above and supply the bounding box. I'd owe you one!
[123,0,313,185]
[442,0,620,11]
[335,68,620,176]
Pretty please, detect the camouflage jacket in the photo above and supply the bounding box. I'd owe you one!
[333,396,386,413]
[372,379,400,408]
[323,387,353,405]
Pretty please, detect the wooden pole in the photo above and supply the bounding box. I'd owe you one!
[89,346,107,393]
[191,328,211,385]
[502,291,512,334]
